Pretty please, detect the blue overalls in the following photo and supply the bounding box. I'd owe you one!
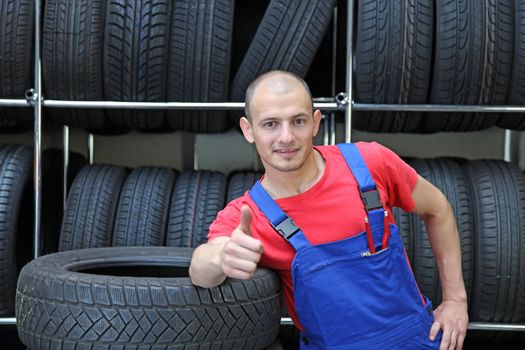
[249,143,442,349]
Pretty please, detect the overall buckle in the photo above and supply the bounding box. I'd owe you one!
[272,216,300,240]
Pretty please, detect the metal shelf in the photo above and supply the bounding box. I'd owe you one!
[2,0,524,337]
[42,99,342,111]
[353,102,525,113]
[279,318,525,331]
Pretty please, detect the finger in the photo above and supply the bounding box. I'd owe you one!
[229,244,262,263]
[231,228,264,253]
[223,256,258,274]
[238,205,252,235]
[429,321,441,341]
[223,267,255,280]
[448,330,457,350]
[438,325,451,350]
[456,332,466,350]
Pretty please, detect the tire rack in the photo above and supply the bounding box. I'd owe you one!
[0,0,524,335]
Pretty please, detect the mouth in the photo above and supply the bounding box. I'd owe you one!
[274,148,299,155]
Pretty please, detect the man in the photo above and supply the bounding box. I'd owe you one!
[189,70,468,349]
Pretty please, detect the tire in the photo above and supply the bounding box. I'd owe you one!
[408,158,474,307]
[354,0,433,133]
[0,144,32,316]
[41,149,87,255]
[43,0,117,134]
[112,167,176,247]
[227,171,263,203]
[59,164,127,251]
[166,170,226,247]
[424,0,513,132]
[230,0,336,103]
[0,0,33,124]
[104,0,171,131]
[498,1,525,130]
[167,0,234,133]
[392,207,414,263]
[16,247,281,349]
[463,160,525,329]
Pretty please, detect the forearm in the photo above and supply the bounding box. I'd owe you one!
[422,198,467,302]
[189,238,228,288]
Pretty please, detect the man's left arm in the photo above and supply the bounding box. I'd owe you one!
[410,175,468,350]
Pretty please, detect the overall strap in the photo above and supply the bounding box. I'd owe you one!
[337,143,385,226]
[249,181,310,251]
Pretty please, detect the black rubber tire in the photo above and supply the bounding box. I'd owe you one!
[424,0,513,132]
[112,167,176,247]
[16,247,281,349]
[166,170,226,247]
[392,206,414,263]
[498,1,525,130]
[230,0,336,103]
[463,160,525,328]
[0,144,32,316]
[408,158,474,307]
[59,164,127,251]
[104,0,171,131]
[43,0,117,134]
[167,0,234,133]
[354,0,433,133]
[227,171,263,203]
[0,0,33,124]
[41,149,87,255]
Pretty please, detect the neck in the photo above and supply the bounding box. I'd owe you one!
[262,148,325,198]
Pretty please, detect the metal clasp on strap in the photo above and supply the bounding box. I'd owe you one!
[271,216,300,240]
[360,189,382,211]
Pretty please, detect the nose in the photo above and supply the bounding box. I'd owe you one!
[278,124,295,144]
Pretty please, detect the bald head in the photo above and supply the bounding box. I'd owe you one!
[244,70,314,120]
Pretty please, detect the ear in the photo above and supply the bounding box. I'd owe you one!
[312,110,322,137]
[240,116,255,143]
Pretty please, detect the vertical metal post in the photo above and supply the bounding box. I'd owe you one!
[503,129,520,164]
[330,6,338,145]
[33,0,43,259]
[63,126,70,208]
[88,133,94,164]
[345,0,354,142]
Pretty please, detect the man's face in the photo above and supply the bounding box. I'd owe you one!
[240,84,321,173]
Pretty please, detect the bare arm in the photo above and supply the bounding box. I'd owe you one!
[189,206,264,288]
[410,175,468,349]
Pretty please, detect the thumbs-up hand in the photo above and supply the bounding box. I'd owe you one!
[220,205,264,280]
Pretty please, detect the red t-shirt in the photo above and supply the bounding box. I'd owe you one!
[208,142,419,329]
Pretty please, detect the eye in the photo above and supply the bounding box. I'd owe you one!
[294,118,306,125]
[264,121,276,128]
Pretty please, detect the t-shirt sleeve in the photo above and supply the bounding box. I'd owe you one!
[207,197,243,241]
[363,142,419,212]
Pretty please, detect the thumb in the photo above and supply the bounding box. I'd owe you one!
[239,205,252,235]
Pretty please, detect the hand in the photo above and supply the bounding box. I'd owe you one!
[220,205,264,280]
[429,299,468,350]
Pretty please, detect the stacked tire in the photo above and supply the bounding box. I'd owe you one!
[354,0,525,133]
[395,157,525,341]
[16,164,282,349]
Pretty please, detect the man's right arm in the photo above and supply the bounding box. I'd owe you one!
[189,205,264,288]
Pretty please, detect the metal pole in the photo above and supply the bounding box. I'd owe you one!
[63,126,70,208]
[43,100,341,111]
[88,133,94,164]
[345,0,354,142]
[33,0,43,260]
[0,318,16,325]
[0,99,31,107]
[353,103,525,113]
[330,6,338,145]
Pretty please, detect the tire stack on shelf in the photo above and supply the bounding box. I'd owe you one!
[0,0,33,132]
[13,0,342,346]
[355,0,525,343]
